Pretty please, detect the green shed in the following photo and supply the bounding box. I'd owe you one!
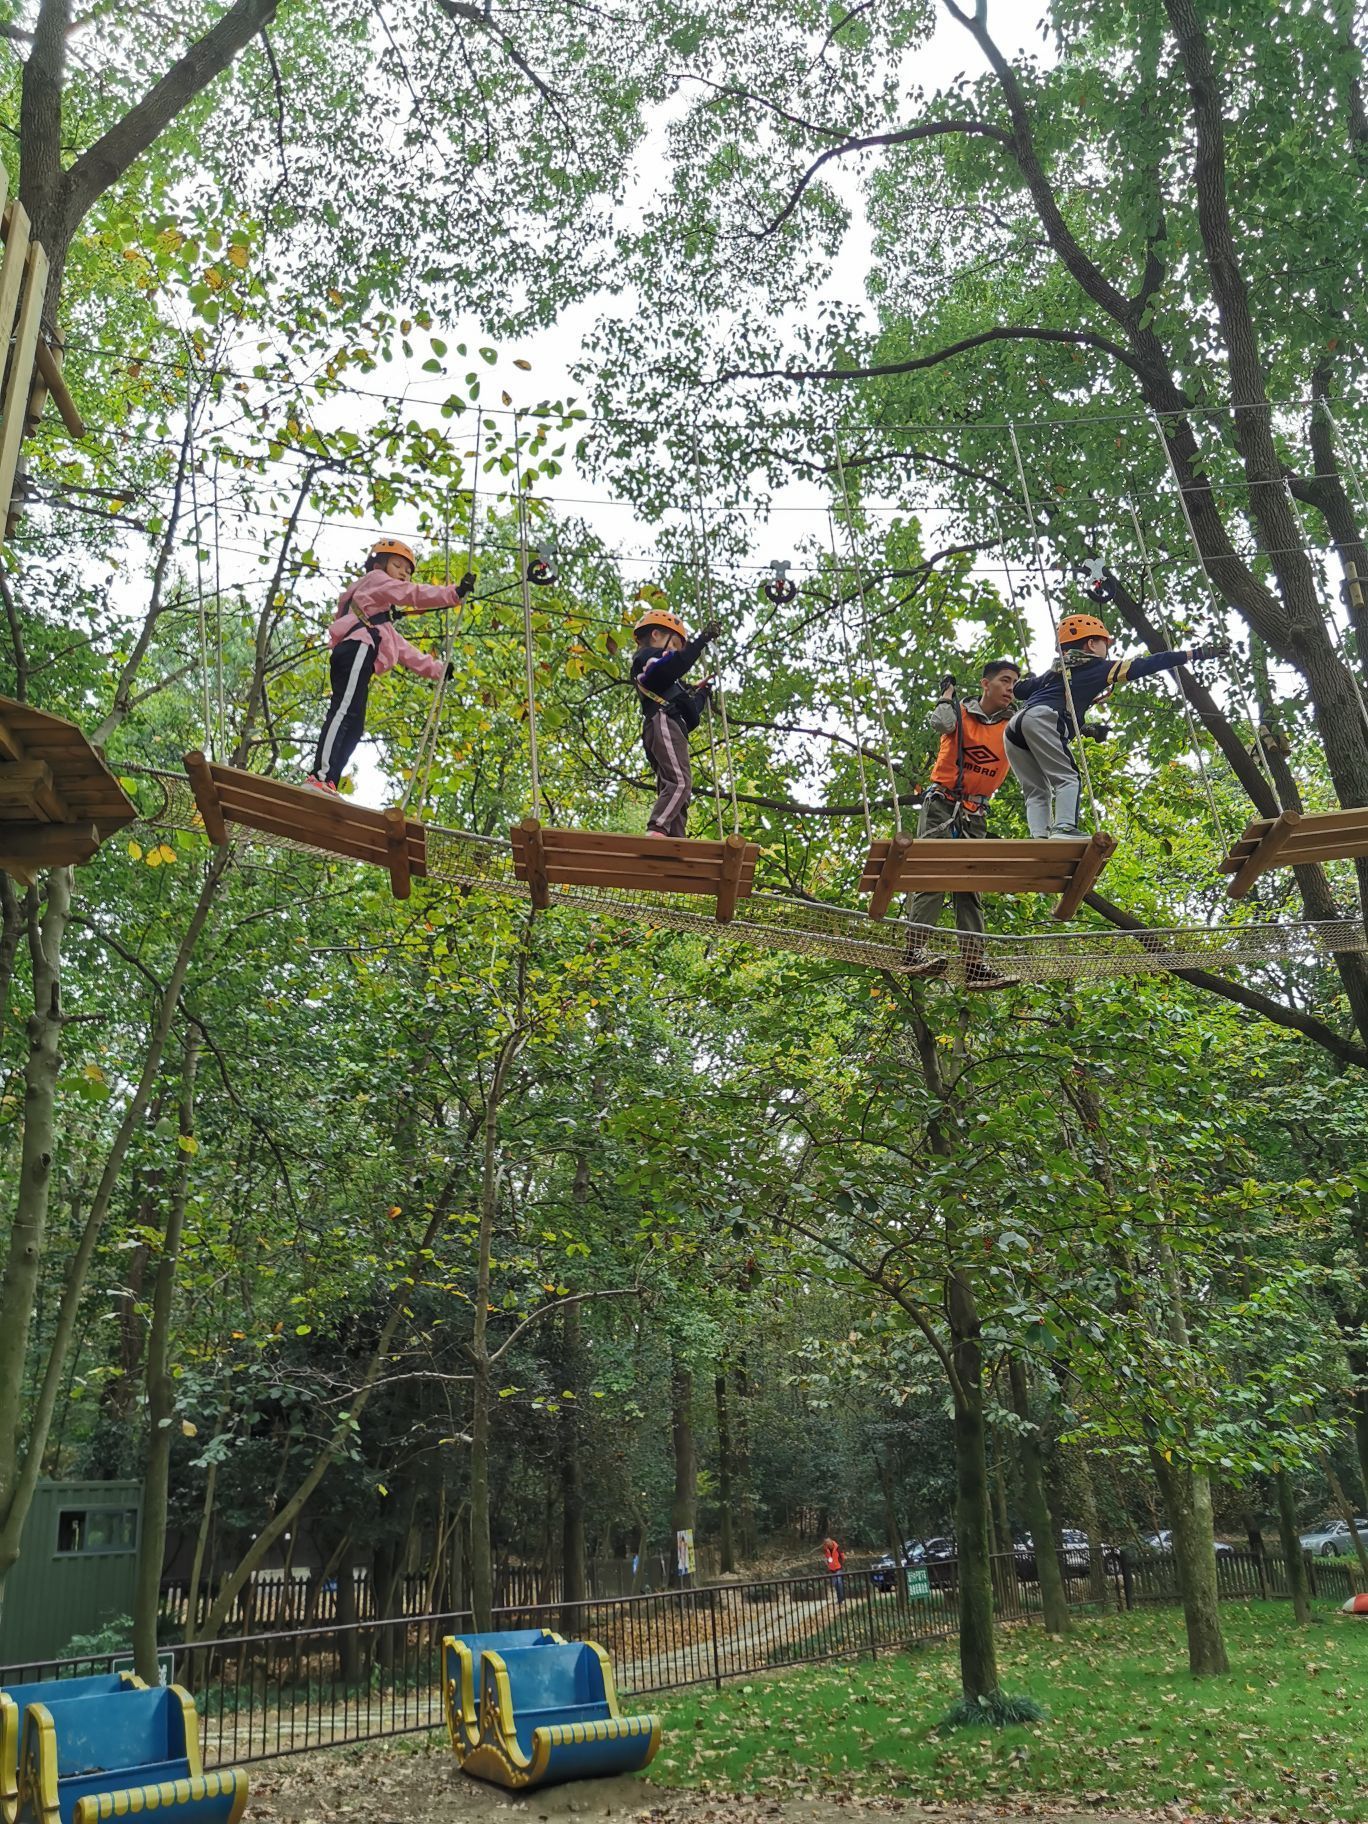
[0,1480,141,1667]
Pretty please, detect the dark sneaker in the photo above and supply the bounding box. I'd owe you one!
[963,961,1021,992]
[903,947,948,978]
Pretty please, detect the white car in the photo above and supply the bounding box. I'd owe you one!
[1298,1518,1368,1557]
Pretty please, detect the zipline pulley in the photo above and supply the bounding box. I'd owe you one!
[762,559,798,606]
[1080,556,1117,603]
[527,541,559,588]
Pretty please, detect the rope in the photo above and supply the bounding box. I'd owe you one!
[715,683,740,836]
[690,432,742,837]
[1007,422,1101,830]
[704,695,725,836]
[1149,410,1285,812]
[828,511,873,846]
[831,432,903,833]
[1124,495,1229,849]
[402,425,483,815]
[990,499,1035,664]
[213,453,225,762]
[186,370,213,759]
[513,417,542,820]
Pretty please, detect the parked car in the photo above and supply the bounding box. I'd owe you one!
[1298,1518,1368,1557]
[922,1535,960,1590]
[869,1539,927,1594]
[1014,1528,1119,1580]
[1140,1529,1234,1557]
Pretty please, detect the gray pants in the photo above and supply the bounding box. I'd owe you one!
[1006,702,1083,838]
[907,790,986,942]
[642,712,692,837]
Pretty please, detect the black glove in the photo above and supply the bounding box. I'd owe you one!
[1187,640,1229,663]
[456,571,477,600]
[698,618,722,643]
[695,678,714,700]
[939,674,958,698]
[1080,721,1109,742]
[444,661,456,680]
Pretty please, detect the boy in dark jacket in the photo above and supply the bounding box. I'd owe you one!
[1007,612,1226,837]
[630,587,721,838]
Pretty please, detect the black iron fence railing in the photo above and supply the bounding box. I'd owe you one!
[3,1546,1358,1769]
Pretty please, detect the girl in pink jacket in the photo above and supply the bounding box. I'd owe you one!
[307,538,474,791]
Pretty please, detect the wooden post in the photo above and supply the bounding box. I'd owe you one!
[714,835,748,925]
[0,232,48,529]
[867,833,913,921]
[1228,809,1301,900]
[520,817,550,910]
[185,751,229,846]
[1051,831,1117,922]
[383,806,412,901]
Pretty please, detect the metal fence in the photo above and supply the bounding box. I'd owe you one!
[3,1546,1359,1769]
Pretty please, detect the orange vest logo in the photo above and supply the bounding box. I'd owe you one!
[929,714,1010,799]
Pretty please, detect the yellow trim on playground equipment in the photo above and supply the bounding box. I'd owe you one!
[69,1769,248,1824]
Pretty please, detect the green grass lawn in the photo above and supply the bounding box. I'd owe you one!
[653,1601,1368,1820]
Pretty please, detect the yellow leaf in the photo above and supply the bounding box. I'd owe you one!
[513,358,532,370]
[145,849,162,867]
[226,244,250,269]
[157,843,177,863]
[180,1420,198,1437]
[203,265,224,290]
[126,840,143,860]
[177,1134,199,1155]
[501,390,513,406]
[377,1482,389,1497]
[82,1064,106,1084]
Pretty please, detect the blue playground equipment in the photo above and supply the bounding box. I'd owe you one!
[2,1678,144,1824]
[443,1634,660,1791]
[14,1684,247,1824]
[442,1629,562,1757]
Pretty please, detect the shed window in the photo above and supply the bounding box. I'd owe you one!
[55,1507,137,1555]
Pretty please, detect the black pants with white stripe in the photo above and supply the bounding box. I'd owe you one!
[312,640,377,785]
[641,711,693,837]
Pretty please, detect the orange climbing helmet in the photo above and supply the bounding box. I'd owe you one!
[369,537,417,570]
[633,584,687,641]
[1057,612,1113,647]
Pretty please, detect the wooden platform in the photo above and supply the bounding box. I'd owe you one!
[1218,807,1368,899]
[0,695,135,882]
[184,754,427,900]
[509,820,760,923]
[859,833,1117,923]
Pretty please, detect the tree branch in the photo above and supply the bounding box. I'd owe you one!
[1083,890,1368,1067]
[488,1287,642,1365]
[756,116,1010,238]
[717,324,1141,387]
[60,0,281,230]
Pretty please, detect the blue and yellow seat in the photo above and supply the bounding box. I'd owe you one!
[2,1678,144,1824]
[441,1629,561,1757]
[454,1638,660,1790]
[16,1685,247,1824]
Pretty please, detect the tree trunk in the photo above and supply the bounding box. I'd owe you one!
[1274,1468,1313,1623]
[132,1034,199,1682]
[948,1268,999,1700]
[1153,1453,1229,1672]
[1008,1356,1069,1635]
[716,1372,736,1574]
[558,1298,587,1625]
[734,1360,756,1560]
[669,1362,696,1587]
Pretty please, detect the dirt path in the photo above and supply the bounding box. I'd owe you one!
[245,1738,1192,1824]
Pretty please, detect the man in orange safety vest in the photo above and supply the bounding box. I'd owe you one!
[904,659,1021,992]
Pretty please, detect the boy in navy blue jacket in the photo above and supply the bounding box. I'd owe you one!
[630,587,721,837]
[1007,611,1226,838]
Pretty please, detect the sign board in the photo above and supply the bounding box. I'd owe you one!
[675,1528,695,1578]
[112,1651,173,1687]
[906,1567,931,1599]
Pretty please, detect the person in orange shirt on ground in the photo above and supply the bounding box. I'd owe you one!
[821,1536,846,1604]
[904,659,1021,992]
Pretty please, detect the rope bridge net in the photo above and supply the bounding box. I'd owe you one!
[125,765,1367,984]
